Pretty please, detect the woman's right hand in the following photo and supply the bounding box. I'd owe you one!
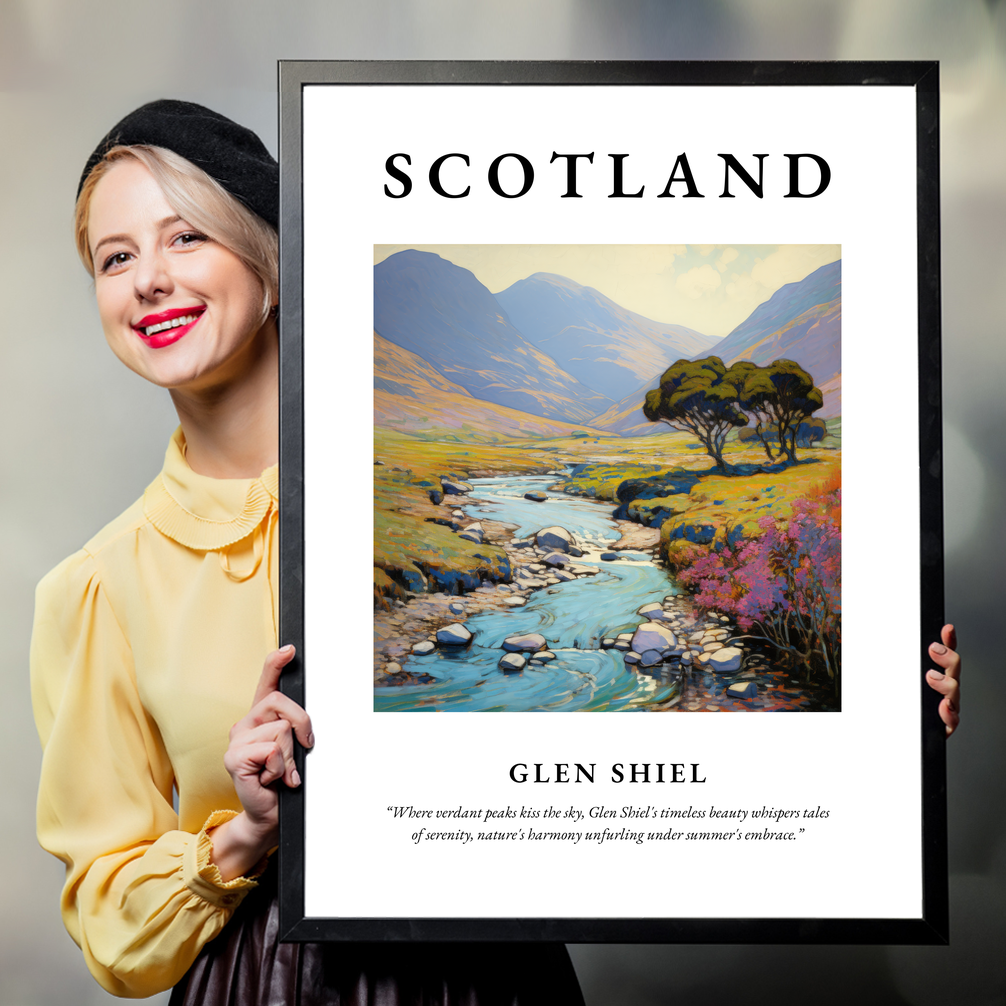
[209,645,314,881]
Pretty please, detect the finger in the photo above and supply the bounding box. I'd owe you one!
[939,697,960,737]
[928,641,961,681]
[941,623,957,652]
[237,719,301,788]
[224,739,287,787]
[252,645,296,707]
[926,669,960,706]
[245,690,314,749]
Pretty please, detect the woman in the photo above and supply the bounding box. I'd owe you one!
[31,100,586,1003]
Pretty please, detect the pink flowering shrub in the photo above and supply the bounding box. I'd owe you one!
[678,489,841,684]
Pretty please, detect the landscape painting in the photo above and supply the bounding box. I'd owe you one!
[373,245,841,713]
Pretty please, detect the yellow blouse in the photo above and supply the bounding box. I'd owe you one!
[31,428,279,998]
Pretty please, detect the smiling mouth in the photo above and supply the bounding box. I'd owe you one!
[135,307,205,338]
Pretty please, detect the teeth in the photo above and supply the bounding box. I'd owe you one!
[142,313,199,337]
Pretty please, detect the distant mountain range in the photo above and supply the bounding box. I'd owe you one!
[374,250,841,437]
[495,273,717,401]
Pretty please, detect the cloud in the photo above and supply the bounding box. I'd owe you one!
[749,245,840,292]
[675,264,722,299]
[717,247,739,272]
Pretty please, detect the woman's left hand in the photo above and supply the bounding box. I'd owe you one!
[926,624,961,737]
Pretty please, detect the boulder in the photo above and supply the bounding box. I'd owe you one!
[412,640,436,656]
[524,491,548,502]
[535,526,574,553]
[624,652,641,665]
[726,681,758,699]
[631,622,678,655]
[428,490,444,505]
[600,552,619,561]
[541,552,568,567]
[436,623,473,646]
[503,596,527,607]
[442,480,474,495]
[537,650,557,662]
[600,638,616,649]
[709,647,743,672]
[552,570,577,582]
[502,632,547,653]
[448,602,464,615]
[638,649,665,667]
[637,603,664,616]
[499,652,527,673]
[510,539,534,549]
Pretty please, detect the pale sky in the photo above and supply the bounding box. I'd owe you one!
[373,244,841,339]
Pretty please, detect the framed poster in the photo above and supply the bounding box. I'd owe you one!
[277,61,946,943]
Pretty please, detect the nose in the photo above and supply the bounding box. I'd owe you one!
[133,247,173,303]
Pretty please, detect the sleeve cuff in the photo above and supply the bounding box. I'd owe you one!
[182,810,269,909]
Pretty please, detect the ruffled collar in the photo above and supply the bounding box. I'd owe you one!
[143,428,278,551]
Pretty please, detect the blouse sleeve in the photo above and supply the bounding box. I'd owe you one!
[31,549,262,998]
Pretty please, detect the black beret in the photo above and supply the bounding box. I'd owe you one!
[77,99,278,228]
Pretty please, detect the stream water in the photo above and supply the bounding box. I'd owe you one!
[374,472,685,712]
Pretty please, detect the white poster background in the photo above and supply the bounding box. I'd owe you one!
[301,84,920,920]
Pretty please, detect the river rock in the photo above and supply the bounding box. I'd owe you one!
[503,596,527,607]
[601,638,615,649]
[541,552,568,567]
[638,649,665,667]
[624,652,641,665]
[600,552,619,561]
[727,680,758,699]
[524,491,548,502]
[631,622,678,655]
[437,623,473,646]
[499,652,527,672]
[552,570,577,582]
[428,490,444,505]
[567,546,584,557]
[448,602,464,614]
[458,522,484,543]
[637,603,664,616]
[412,640,436,656]
[535,526,574,553]
[511,539,534,549]
[442,480,474,495]
[537,650,556,662]
[709,647,743,672]
[502,632,547,653]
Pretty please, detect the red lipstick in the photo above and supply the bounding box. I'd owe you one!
[132,306,205,349]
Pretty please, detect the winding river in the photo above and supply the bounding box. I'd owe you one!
[374,472,685,712]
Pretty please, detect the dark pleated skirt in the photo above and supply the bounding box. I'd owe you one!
[169,869,585,1006]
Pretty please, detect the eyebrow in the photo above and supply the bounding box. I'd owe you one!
[91,215,185,258]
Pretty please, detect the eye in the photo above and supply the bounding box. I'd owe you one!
[100,251,132,274]
[172,230,208,249]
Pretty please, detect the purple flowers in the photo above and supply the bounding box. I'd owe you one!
[678,490,841,683]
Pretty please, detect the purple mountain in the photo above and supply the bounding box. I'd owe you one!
[495,273,718,402]
[374,251,611,423]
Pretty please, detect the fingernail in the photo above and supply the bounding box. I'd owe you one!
[280,644,295,654]
[931,643,947,654]
[928,670,944,679]
[292,768,301,787]
[946,700,956,713]
[307,732,315,748]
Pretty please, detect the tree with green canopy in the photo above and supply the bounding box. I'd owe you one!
[747,359,824,464]
[642,356,748,472]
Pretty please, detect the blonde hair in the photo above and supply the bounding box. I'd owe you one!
[75,145,278,323]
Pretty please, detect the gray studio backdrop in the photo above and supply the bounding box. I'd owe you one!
[2,2,1003,1004]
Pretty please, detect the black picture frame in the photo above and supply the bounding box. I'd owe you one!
[277,60,945,944]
